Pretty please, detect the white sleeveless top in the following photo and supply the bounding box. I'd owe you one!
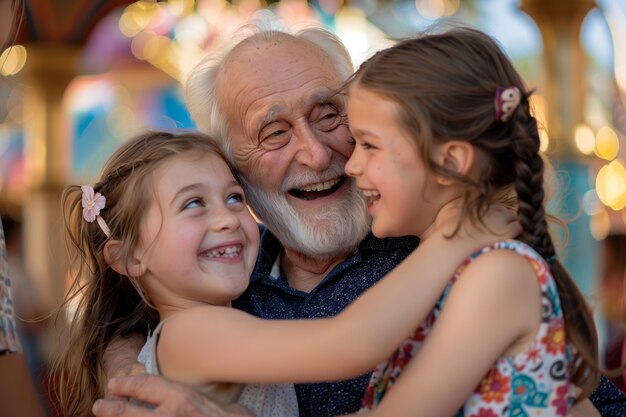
[138,320,299,417]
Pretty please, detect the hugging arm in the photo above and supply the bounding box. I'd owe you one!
[98,206,519,416]
[96,316,255,417]
[348,249,544,417]
[154,207,520,385]
[93,375,255,417]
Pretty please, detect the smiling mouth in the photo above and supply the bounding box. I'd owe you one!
[288,177,345,200]
[200,245,243,258]
[361,189,380,205]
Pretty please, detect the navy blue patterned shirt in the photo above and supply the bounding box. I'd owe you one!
[234,226,626,417]
[234,227,418,417]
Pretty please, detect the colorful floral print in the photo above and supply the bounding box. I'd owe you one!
[360,240,573,416]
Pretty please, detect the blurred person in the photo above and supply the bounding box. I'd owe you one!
[0,0,46,416]
[0,215,45,417]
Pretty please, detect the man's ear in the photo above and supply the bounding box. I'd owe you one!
[103,239,146,278]
[433,141,475,185]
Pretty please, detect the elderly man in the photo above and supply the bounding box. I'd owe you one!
[93,22,625,417]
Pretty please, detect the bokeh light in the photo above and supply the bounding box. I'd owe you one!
[596,159,626,210]
[594,125,619,161]
[574,124,595,155]
[0,45,27,76]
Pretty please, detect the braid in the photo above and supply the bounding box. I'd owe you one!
[511,111,599,400]
[511,115,556,260]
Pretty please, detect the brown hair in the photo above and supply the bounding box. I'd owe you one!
[53,131,232,417]
[351,27,599,400]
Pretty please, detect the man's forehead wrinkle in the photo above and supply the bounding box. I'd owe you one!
[242,75,334,122]
[220,35,341,142]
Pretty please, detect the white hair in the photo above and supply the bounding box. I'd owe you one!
[184,12,354,162]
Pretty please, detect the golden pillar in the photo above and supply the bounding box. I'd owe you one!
[521,0,594,157]
[21,44,79,312]
[520,0,597,296]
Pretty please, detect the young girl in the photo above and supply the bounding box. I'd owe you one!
[55,131,300,417]
[56,128,515,416]
[342,28,599,416]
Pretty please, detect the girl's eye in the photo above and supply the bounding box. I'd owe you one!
[226,193,245,205]
[183,198,204,210]
[361,142,376,150]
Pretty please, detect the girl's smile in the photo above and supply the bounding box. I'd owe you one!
[345,85,445,238]
[136,152,260,315]
[360,189,381,211]
[199,242,245,263]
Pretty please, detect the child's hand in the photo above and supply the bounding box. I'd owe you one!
[567,386,600,417]
[427,202,520,251]
[470,203,520,239]
[567,398,600,417]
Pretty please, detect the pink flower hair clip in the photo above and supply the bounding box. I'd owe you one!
[494,86,521,122]
[81,185,111,238]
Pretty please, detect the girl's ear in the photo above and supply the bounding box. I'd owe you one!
[433,141,475,185]
[103,239,146,278]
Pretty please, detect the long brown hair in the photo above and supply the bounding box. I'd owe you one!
[53,131,232,417]
[351,27,599,400]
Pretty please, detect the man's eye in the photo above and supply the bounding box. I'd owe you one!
[267,130,286,138]
[314,109,342,131]
[226,193,245,205]
[260,129,290,150]
[183,198,204,210]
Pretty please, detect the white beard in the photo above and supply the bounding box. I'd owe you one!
[240,165,370,259]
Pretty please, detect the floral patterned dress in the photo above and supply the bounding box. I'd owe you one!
[360,240,573,417]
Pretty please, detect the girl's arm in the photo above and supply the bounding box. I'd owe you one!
[357,248,542,417]
[157,207,520,385]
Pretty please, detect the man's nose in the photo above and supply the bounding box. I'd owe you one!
[292,122,332,170]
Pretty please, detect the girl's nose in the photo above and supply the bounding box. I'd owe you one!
[210,205,240,231]
[345,148,362,177]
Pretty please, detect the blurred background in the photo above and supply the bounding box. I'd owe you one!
[1,0,625,414]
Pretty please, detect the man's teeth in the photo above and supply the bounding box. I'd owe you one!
[297,177,340,192]
[203,246,242,258]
